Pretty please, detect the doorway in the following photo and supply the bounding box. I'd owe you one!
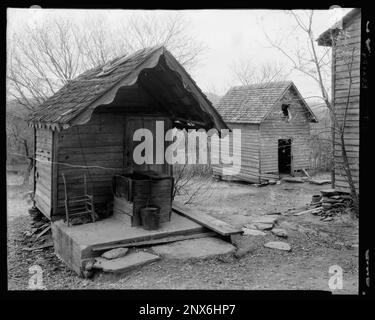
[278,139,292,174]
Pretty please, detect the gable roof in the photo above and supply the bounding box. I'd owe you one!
[317,8,361,46]
[215,81,317,124]
[27,45,228,131]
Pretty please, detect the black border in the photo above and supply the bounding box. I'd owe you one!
[1,1,374,306]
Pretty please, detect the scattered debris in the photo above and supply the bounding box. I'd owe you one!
[302,169,311,178]
[271,228,288,238]
[264,241,291,251]
[241,228,266,236]
[22,241,54,251]
[101,247,129,260]
[35,225,51,240]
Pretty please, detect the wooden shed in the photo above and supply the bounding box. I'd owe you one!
[213,81,317,183]
[27,45,227,220]
[317,8,360,194]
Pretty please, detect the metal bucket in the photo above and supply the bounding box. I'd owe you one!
[140,206,161,230]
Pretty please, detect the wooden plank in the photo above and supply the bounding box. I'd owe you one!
[172,202,243,236]
[92,231,216,251]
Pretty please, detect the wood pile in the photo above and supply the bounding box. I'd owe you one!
[309,189,353,220]
[23,207,53,251]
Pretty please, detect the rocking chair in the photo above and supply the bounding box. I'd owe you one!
[62,173,96,227]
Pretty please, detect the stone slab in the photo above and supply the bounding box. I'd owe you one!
[264,241,291,251]
[152,237,236,260]
[242,228,266,236]
[94,251,160,273]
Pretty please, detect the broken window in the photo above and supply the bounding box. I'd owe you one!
[281,104,291,120]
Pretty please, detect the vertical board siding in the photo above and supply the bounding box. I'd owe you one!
[35,128,53,217]
[212,123,260,182]
[55,113,125,213]
[54,112,172,216]
[333,12,360,194]
[260,87,311,175]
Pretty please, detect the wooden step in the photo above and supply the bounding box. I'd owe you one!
[172,202,243,243]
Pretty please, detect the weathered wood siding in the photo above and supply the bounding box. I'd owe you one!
[53,112,172,217]
[35,128,53,217]
[332,11,360,193]
[212,123,260,183]
[260,87,311,175]
[55,113,125,215]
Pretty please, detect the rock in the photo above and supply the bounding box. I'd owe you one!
[101,247,129,260]
[264,241,291,251]
[244,223,273,231]
[282,177,304,183]
[252,215,279,224]
[93,251,160,273]
[242,228,266,236]
[268,179,277,185]
[309,179,331,185]
[278,221,298,230]
[152,237,236,260]
[271,228,288,238]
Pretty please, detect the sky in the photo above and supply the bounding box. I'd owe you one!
[7,7,353,101]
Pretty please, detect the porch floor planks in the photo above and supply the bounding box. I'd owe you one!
[53,212,206,248]
[172,202,243,238]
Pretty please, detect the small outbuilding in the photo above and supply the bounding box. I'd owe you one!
[27,45,227,220]
[213,81,317,183]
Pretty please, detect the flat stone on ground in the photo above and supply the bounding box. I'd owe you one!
[244,223,273,231]
[271,228,288,238]
[264,241,291,251]
[309,179,331,185]
[242,228,266,236]
[152,237,235,260]
[93,251,160,273]
[282,177,304,183]
[101,247,129,260]
[252,216,279,224]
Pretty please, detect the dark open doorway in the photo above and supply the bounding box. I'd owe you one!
[278,139,292,174]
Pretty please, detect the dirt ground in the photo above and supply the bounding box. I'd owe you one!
[7,171,358,293]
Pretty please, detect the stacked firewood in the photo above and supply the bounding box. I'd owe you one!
[309,189,352,220]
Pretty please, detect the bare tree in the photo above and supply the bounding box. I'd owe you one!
[7,11,205,183]
[265,10,359,215]
[232,59,289,85]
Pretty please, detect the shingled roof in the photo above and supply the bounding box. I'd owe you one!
[27,45,227,131]
[215,81,317,124]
